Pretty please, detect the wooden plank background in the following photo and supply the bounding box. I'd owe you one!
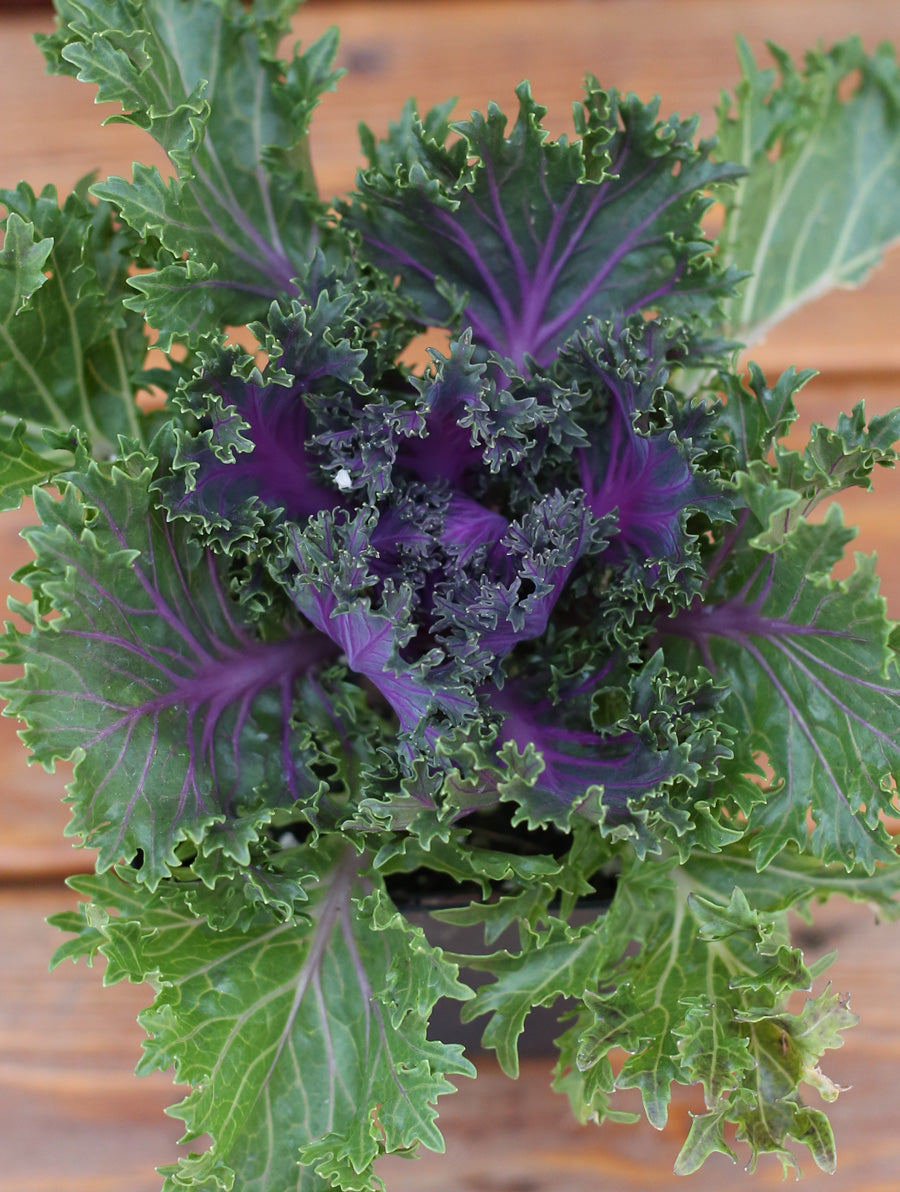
[1,2,900,1189]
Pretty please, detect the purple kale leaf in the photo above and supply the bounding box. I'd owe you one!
[397,334,489,487]
[1,460,338,886]
[156,282,371,548]
[562,322,732,577]
[464,652,725,843]
[662,508,900,870]
[439,492,510,567]
[345,82,743,367]
[398,332,581,489]
[282,508,477,745]
[431,490,601,677]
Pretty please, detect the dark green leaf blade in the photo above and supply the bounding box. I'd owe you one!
[39,0,343,345]
[1,457,332,886]
[664,509,900,871]
[1,182,152,452]
[53,853,474,1191]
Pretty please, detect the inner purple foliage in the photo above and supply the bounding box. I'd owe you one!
[399,349,487,486]
[299,584,475,734]
[401,404,482,487]
[577,378,701,565]
[488,678,660,814]
[203,382,339,520]
[367,504,437,572]
[239,386,336,516]
[287,524,476,737]
[429,494,591,670]
[441,494,509,566]
[485,515,589,655]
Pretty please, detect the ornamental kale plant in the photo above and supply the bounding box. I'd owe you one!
[2,2,900,1187]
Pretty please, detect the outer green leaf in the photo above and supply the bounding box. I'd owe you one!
[54,851,474,1192]
[757,403,900,547]
[557,859,857,1173]
[1,182,152,451]
[736,985,858,1104]
[731,459,802,551]
[363,886,476,1023]
[0,422,61,511]
[374,833,563,901]
[158,1151,236,1192]
[803,403,900,491]
[39,0,343,346]
[683,843,900,920]
[456,916,608,1078]
[0,209,55,435]
[665,509,900,871]
[1,458,332,887]
[673,1107,738,1174]
[790,1105,839,1174]
[0,208,52,308]
[675,994,754,1110]
[729,398,900,551]
[716,363,815,468]
[568,870,697,1131]
[124,257,224,345]
[718,36,900,344]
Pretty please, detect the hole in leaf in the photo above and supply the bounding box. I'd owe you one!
[836,67,864,103]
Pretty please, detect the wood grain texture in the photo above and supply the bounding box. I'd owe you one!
[1,2,900,1188]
